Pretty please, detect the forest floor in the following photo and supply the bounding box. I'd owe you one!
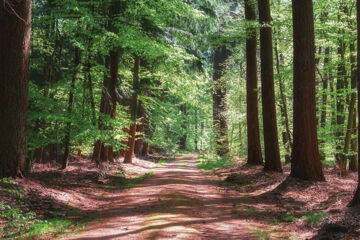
[1,154,360,239]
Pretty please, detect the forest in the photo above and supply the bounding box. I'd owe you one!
[1,0,360,239]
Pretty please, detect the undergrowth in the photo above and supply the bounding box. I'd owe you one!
[108,171,154,189]
[197,154,236,170]
[0,178,97,239]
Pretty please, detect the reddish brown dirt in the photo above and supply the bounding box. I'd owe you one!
[67,154,258,240]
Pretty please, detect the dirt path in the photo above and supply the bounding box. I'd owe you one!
[68,154,257,240]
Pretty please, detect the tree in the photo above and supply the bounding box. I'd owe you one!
[258,0,282,172]
[349,0,360,206]
[290,0,324,181]
[213,45,231,156]
[0,0,32,177]
[124,55,140,164]
[245,0,263,165]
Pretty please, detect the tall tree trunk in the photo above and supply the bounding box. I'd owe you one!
[335,4,347,168]
[213,45,230,156]
[92,57,111,165]
[290,0,324,181]
[124,56,140,164]
[258,0,282,172]
[134,102,145,157]
[275,38,292,164]
[349,0,360,206]
[245,0,263,165]
[195,108,198,151]
[349,43,358,172]
[62,48,80,169]
[107,49,119,163]
[179,104,187,150]
[320,47,330,128]
[0,0,32,177]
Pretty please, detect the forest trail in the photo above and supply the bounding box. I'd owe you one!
[68,154,257,240]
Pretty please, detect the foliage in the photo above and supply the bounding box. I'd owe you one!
[197,153,236,170]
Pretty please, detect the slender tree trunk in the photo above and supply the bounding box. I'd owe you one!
[258,0,282,172]
[349,43,358,172]
[124,56,140,163]
[320,47,330,128]
[245,0,263,165]
[195,108,198,151]
[349,0,360,206]
[335,5,348,170]
[275,38,291,164]
[213,45,230,156]
[0,0,32,177]
[179,104,187,150]
[62,48,80,169]
[134,102,145,157]
[107,49,119,163]
[290,0,324,181]
[92,57,111,165]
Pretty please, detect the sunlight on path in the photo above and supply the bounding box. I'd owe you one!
[67,154,257,240]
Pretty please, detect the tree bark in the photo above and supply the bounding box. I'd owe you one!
[124,56,140,163]
[134,102,145,157]
[62,48,80,169]
[213,45,230,156]
[349,0,360,206]
[258,0,282,172]
[245,0,263,165]
[0,0,32,177]
[290,0,324,181]
[179,104,187,150]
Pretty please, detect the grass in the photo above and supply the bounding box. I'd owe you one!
[304,212,326,224]
[157,158,175,166]
[281,213,297,223]
[253,229,271,240]
[197,154,236,170]
[0,202,98,239]
[108,171,154,189]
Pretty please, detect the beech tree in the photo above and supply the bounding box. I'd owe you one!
[290,0,324,181]
[0,0,32,177]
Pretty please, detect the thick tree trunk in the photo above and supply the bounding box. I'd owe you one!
[213,45,230,156]
[290,0,324,181]
[0,0,32,177]
[245,0,263,165]
[349,0,360,206]
[124,56,140,164]
[62,49,80,169]
[258,0,282,172]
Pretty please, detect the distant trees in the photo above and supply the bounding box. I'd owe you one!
[290,0,324,181]
[245,0,263,166]
[0,0,32,177]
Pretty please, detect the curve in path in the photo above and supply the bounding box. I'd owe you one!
[68,154,257,240]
